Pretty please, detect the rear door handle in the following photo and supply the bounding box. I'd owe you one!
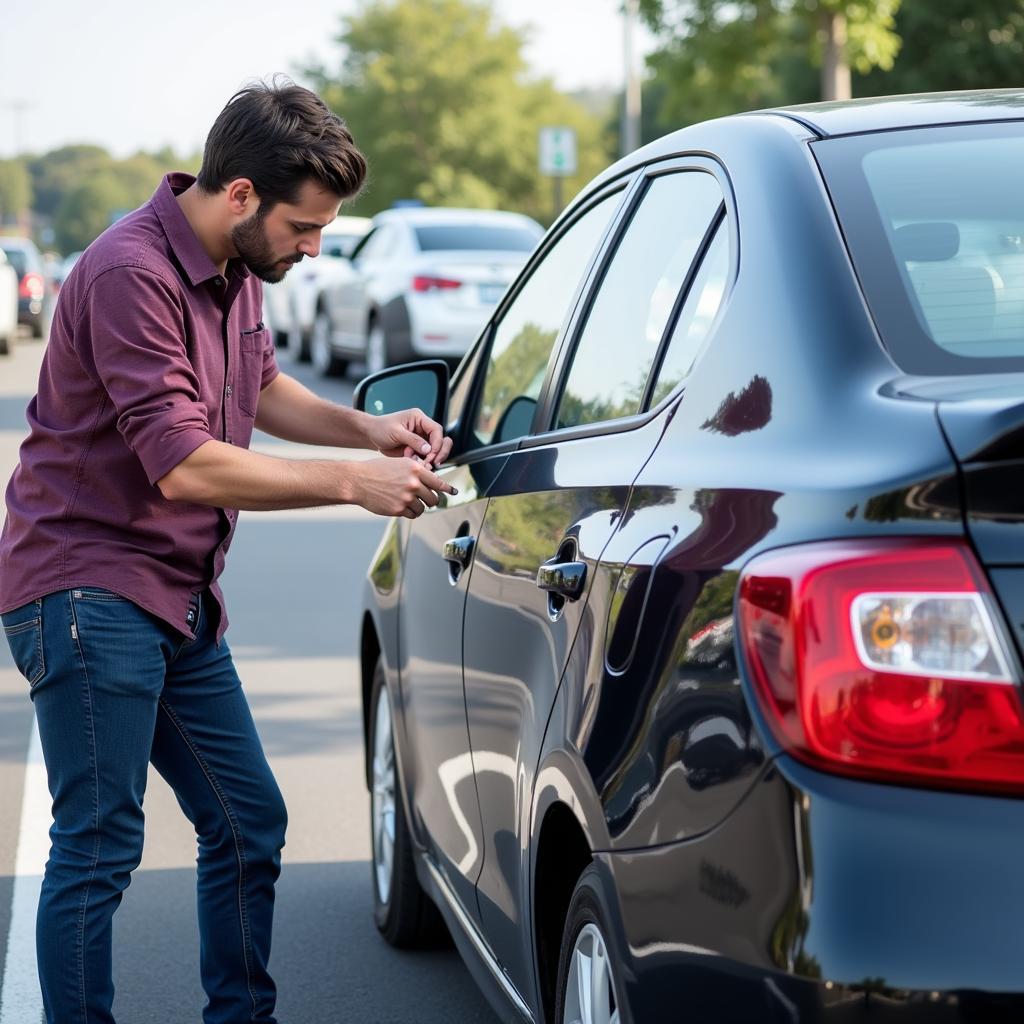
[535,560,587,600]
[443,536,475,568]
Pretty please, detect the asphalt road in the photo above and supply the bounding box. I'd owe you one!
[0,334,500,1023]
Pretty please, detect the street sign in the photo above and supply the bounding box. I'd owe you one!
[539,127,577,177]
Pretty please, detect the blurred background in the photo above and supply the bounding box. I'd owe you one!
[2,0,1023,252]
[0,0,1022,360]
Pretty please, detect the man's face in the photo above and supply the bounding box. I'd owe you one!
[231,179,343,283]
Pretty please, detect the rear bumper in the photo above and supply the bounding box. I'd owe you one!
[407,294,490,359]
[603,755,1024,1021]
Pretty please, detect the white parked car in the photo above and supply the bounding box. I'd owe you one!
[0,248,18,356]
[313,207,544,377]
[277,214,372,362]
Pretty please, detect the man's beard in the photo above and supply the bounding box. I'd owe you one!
[230,208,302,283]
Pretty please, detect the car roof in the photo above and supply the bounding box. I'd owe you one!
[323,215,372,234]
[570,88,1024,214]
[765,88,1024,138]
[374,207,538,227]
[0,236,40,251]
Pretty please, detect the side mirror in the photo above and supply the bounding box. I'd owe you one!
[493,394,537,445]
[354,359,450,428]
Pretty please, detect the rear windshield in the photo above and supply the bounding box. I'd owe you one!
[815,123,1024,375]
[414,224,540,253]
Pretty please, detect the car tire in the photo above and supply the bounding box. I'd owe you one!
[310,307,347,378]
[30,318,43,339]
[366,321,389,376]
[282,324,311,364]
[0,333,11,356]
[369,659,448,948]
[554,864,625,1024]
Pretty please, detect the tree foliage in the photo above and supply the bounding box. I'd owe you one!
[861,0,1024,95]
[303,0,612,222]
[0,159,32,224]
[637,0,901,128]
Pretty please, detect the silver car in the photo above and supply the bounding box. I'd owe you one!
[313,207,543,377]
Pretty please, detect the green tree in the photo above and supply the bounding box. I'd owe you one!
[638,0,901,129]
[304,0,611,222]
[54,174,125,254]
[25,144,114,220]
[861,0,1024,95]
[0,159,32,225]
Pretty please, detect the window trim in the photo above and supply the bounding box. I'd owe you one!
[527,155,739,448]
[445,176,637,465]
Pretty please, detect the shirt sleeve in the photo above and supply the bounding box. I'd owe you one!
[76,266,215,486]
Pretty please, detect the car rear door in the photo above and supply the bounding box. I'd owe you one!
[460,163,730,997]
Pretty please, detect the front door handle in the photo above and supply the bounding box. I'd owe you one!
[443,536,475,569]
[535,560,587,601]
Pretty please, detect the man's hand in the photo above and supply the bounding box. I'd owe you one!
[349,456,457,519]
[366,407,453,466]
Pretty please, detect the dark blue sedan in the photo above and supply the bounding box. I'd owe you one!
[354,91,1024,1023]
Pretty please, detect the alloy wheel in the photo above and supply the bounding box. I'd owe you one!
[371,685,396,906]
[563,922,620,1024]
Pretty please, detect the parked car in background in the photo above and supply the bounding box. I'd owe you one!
[0,236,46,337]
[52,250,83,293]
[0,248,18,355]
[262,277,295,351]
[277,213,371,362]
[354,91,1024,1024]
[313,207,543,378]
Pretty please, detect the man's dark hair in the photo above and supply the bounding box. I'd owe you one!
[197,78,367,208]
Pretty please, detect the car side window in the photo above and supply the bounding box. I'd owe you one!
[470,191,621,448]
[553,172,724,430]
[649,221,730,407]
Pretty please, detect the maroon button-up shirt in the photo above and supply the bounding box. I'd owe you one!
[0,172,278,641]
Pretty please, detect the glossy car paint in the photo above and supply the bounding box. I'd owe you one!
[361,94,1024,1023]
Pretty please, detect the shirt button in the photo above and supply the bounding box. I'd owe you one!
[226,384,233,397]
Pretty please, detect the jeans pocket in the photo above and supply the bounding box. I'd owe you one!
[1,601,45,687]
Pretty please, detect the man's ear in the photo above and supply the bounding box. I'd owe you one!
[225,179,257,217]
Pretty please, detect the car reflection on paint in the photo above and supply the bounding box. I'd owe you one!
[354,91,1024,1023]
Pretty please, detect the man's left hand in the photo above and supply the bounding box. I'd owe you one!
[366,408,453,466]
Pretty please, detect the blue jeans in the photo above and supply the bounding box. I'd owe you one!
[1,588,287,1024]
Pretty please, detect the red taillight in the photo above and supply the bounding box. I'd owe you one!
[413,275,462,292]
[738,540,1024,794]
[20,272,44,300]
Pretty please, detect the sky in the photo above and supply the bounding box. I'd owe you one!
[0,0,656,160]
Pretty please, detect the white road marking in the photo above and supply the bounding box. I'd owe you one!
[0,714,49,1024]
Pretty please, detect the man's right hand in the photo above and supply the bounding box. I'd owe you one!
[349,456,457,519]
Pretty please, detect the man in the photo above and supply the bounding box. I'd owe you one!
[0,81,454,1024]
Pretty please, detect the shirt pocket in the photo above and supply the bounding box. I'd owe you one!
[237,328,269,418]
[1,599,45,688]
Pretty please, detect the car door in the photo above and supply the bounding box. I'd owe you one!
[397,185,627,924]
[460,164,730,997]
[331,222,398,346]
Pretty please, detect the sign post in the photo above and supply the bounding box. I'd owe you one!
[539,126,577,220]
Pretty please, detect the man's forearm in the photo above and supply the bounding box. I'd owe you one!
[158,439,359,511]
[254,372,372,448]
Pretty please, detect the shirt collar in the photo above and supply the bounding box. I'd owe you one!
[151,173,251,287]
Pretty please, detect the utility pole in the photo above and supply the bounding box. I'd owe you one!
[0,99,33,156]
[622,0,642,157]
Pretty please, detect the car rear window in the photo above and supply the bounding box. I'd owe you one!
[814,123,1024,375]
[414,224,540,253]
